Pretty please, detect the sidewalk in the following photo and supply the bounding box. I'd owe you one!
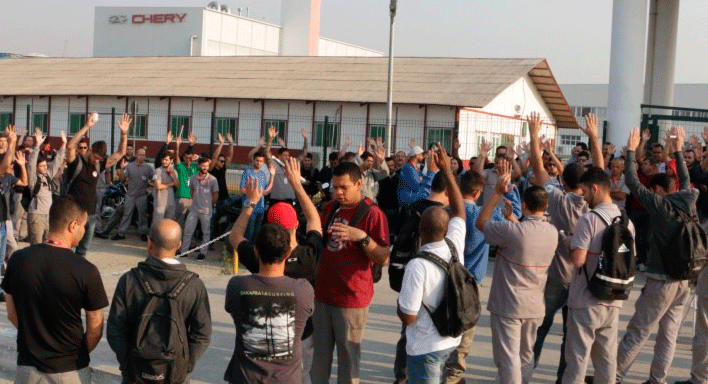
[0,235,697,383]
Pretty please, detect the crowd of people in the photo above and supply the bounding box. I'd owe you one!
[0,109,707,384]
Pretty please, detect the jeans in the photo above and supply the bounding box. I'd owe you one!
[75,214,97,257]
[533,278,569,383]
[244,212,264,242]
[0,222,6,291]
[394,324,408,384]
[407,347,456,384]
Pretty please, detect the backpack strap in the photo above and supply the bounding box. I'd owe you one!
[415,251,450,271]
[65,156,84,193]
[349,199,373,227]
[134,268,157,296]
[323,200,340,231]
[166,272,195,299]
[590,208,613,227]
[134,268,195,299]
[444,238,460,264]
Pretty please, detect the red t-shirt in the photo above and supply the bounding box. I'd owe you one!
[314,198,390,308]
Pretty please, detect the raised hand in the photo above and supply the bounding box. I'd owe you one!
[642,128,651,142]
[526,111,543,137]
[606,143,616,156]
[357,142,364,157]
[245,177,264,204]
[6,125,17,143]
[435,143,451,173]
[426,150,439,173]
[409,138,418,149]
[495,159,513,195]
[257,136,266,147]
[217,133,225,145]
[375,143,386,163]
[479,138,492,156]
[15,151,25,166]
[581,113,599,138]
[226,132,234,144]
[60,130,67,145]
[284,156,301,185]
[188,130,196,146]
[301,128,308,141]
[344,136,352,147]
[118,113,132,135]
[87,112,99,129]
[175,133,182,148]
[702,127,708,144]
[628,127,641,152]
[166,130,173,145]
[267,126,277,141]
[453,138,461,151]
[34,128,45,147]
[277,137,286,147]
[502,198,515,219]
[673,126,686,151]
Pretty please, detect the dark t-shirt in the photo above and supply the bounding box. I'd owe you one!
[224,275,314,384]
[209,167,229,201]
[238,231,322,339]
[301,166,320,197]
[66,155,106,215]
[1,244,109,373]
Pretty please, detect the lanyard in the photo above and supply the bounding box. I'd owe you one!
[45,240,70,248]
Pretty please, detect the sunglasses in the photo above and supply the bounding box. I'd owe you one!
[78,146,88,150]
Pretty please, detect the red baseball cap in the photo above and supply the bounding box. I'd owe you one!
[267,202,298,230]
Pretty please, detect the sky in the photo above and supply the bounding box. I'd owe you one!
[1,0,707,84]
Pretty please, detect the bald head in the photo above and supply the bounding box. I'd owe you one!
[148,219,183,258]
[419,206,450,245]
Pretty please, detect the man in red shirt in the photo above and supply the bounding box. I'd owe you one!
[310,161,390,384]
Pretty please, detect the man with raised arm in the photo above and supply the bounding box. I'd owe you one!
[174,130,199,227]
[65,112,130,256]
[209,132,234,240]
[528,112,600,383]
[3,196,108,383]
[27,128,66,244]
[397,145,466,384]
[230,156,323,384]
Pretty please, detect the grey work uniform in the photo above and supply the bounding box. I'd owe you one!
[94,170,109,234]
[689,269,708,384]
[117,162,154,236]
[269,158,295,202]
[563,203,635,384]
[153,166,177,225]
[361,161,389,203]
[181,173,218,256]
[534,181,588,375]
[615,151,696,383]
[483,215,558,384]
[26,146,65,244]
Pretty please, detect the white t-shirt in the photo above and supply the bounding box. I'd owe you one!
[398,216,465,356]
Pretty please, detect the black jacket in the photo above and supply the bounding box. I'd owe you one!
[107,256,212,380]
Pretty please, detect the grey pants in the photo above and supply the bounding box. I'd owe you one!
[563,306,619,384]
[690,295,708,384]
[12,194,27,240]
[310,300,368,384]
[302,335,314,384]
[15,366,90,384]
[616,277,690,383]
[176,198,192,227]
[181,210,210,256]
[27,213,48,245]
[153,199,176,227]
[117,194,148,236]
[490,314,541,384]
[94,187,106,233]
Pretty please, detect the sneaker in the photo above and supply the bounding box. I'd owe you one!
[197,254,206,261]
[0,291,6,302]
[140,234,148,242]
[110,234,126,241]
[94,232,109,240]
[585,376,593,384]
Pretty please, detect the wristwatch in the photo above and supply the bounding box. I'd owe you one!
[245,199,257,209]
[358,235,371,247]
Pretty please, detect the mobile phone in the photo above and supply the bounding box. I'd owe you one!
[91,112,99,123]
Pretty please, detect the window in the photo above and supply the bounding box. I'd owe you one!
[561,134,582,146]
[501,134,515,147]
[314,121,339,147]
[34,113,49,134]
[369,125,387,141]
[215,117,237,141]
[171,116,191,139]
[426,128,453,152]
[0,113,12,130]
[263,120,287,145]
[130,115,147,138]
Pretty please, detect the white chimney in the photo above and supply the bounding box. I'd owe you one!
[280,0,321,56]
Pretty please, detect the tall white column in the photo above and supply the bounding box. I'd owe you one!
[644,0,680,110]
[280,0,321,56]
[606,0,649,145]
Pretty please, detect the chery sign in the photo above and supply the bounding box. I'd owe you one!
[132,13,187,24]
[108,13,188,25]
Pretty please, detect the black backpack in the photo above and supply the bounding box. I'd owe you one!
[128,269,194,384]
[323,199,383,282]
[389,204,423,292]
[414,238,481,337]
[662,207,708,280]
[583,209,635,300]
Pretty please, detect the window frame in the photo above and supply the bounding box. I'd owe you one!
[0,112,12,131]
[262,119,287,146]
[426,127,453,152]
[34,112,49,135]
[215,117,238,143]
[170,116,191,139]
[129,115,148,139]
[313,121,340,148]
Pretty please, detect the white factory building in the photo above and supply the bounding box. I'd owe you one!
[0,56,577,166]
[93,2,383,58]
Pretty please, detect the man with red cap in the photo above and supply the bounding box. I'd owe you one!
[229,156,322,384]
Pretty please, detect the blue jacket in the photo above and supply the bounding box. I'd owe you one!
[397,163,435,207]
[464,186,522,283]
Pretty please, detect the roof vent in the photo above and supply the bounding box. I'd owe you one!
[220,4,230,13]
[207,2,220,10]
